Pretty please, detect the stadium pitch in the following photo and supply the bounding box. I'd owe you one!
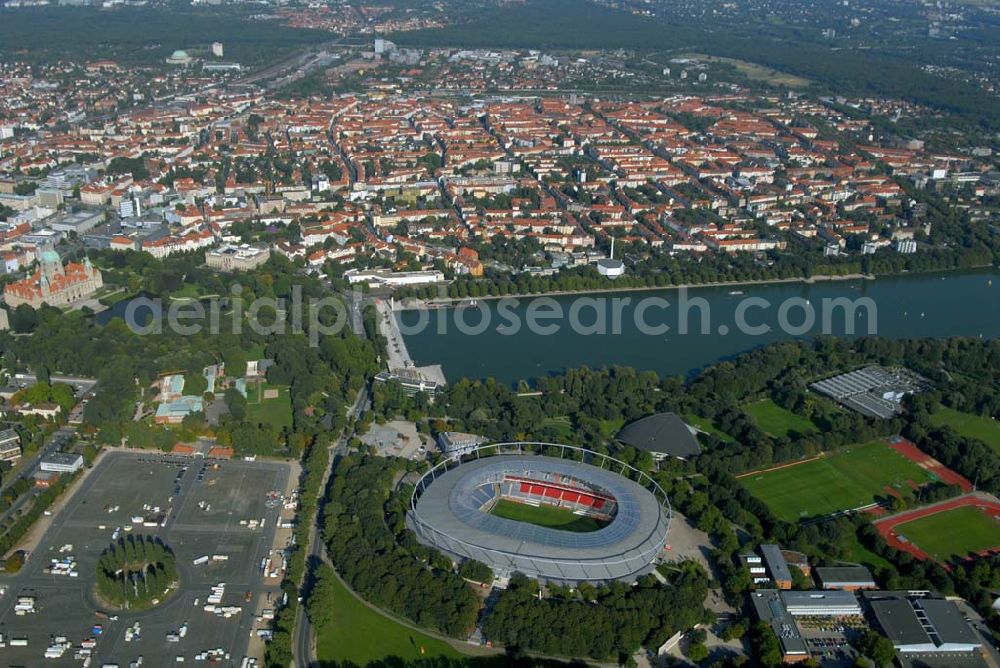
[490,498,609,533]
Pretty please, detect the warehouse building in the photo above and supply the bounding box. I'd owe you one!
[815,566,877,591]
[863,592,983,655]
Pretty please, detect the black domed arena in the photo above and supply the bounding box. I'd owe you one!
[407,443,671,584]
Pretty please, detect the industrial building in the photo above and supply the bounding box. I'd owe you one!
[810,366,928,418]
[864,592,983,655]
[816,566,877,591]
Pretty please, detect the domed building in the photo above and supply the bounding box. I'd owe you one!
[166,49,193,66]
[3,251,103,308]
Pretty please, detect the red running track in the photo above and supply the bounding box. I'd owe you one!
[874,494,1000,564]
[886,437,973,492]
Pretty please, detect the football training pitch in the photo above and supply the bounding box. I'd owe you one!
[930,406,1000,455]
[893,506,1000,562]
[490,499,609,532]
[740,441,935,521]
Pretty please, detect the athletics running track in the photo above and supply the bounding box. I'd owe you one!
[873,493,1000,564]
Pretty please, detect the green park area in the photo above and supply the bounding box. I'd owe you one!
[930,407,1000,454]
[314,568,463,665]
[246,382,292,430]
[743,399,816,437]
[490,498,609,532]
[895,506,1000,563]
[685,414,734,442]
[740,441,934,521]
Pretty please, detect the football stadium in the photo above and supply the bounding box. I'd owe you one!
[408,443,672,583]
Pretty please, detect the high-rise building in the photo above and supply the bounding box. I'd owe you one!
[211,42,224,58]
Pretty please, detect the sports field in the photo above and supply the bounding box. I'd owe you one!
[490,498,609,532]
[895,506,1000,562]
[315,567,463,665]
[740,441,935,521]
[930,406,1000,454]
[744,399,816,437]
[246,382,292,430]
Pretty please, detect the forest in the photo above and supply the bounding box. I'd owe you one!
[392,0,999,129]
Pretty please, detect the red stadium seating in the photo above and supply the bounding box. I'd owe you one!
[507,475,613,516]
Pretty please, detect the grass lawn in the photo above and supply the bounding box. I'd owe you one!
[245,343,267,361]
[744,399,816,437]
[540,415,574,441]
[314,571,463,665]
[895,506,1000,562]
[246,382,292,430]
[490,498,609,532]
[685,414,734,443]
[930,407,1000,455]
[740,441,934,521]
[599,417,626,440]
[842,537,893,571]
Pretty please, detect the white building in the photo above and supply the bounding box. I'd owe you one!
[39,452,84,474]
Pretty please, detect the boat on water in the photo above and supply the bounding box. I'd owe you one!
[728,290,744,296]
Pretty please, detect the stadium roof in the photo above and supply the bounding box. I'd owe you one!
[409,453,670,583]
[616,412,701,458]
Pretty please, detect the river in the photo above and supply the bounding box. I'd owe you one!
[396,268,1000,385]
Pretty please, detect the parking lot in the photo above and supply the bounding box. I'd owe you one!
[0,451,291,667]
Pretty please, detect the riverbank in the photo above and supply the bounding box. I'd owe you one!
[394,265,995,310]
[394,272,875,310]
[392,267,999,385]
[376,298,448,386]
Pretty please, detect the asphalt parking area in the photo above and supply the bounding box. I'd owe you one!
[0,451,290,667]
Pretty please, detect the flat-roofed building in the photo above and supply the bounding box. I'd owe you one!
[39,451,84,474]
[863,592,983,655]
[749,590,809,663]
[781,590,862,617]
[816,566,876,591]
[436,431,487,457]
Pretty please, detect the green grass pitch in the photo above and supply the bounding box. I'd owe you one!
[740,441,935,521]
[744,399,816,437]
[895,506,1000,562]
[490,498,609,532]
[315,569,463,664]
[930,407,1000,455]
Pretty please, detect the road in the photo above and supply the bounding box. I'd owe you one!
[291,282,369,667]
[292,383,368,667]
[0,426,77,530]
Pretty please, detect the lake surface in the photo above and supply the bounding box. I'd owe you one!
[397,268,1000,385]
